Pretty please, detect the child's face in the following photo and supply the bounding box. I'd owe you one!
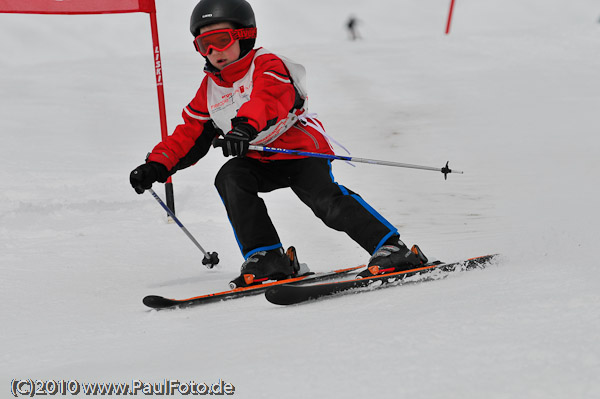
[200,22,241,70]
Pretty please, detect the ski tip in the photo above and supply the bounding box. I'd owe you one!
[469,253,501,263]
[264,285,298,306]
[143,295,177,309]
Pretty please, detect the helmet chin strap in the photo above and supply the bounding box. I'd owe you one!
[238,39,255,58]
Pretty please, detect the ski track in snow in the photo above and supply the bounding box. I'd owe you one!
[1,1,599,398]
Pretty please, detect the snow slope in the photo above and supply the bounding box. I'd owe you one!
[1,0,599,398]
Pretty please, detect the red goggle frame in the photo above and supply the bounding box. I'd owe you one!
[193,27,257,56]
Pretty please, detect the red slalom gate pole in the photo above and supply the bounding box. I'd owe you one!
[149,9,175,216]
[0,1,176,214]
[445,0,456,34]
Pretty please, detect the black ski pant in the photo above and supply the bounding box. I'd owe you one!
[214,157,398,259]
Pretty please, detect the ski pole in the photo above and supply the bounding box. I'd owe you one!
[248,145,463,180]
[148,188,219,268]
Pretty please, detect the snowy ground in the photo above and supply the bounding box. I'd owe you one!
[1,0,599,398]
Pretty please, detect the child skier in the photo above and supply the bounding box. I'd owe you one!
[129,0,424,285]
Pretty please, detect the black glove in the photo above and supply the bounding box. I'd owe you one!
[129,162,169,194]
[218,123,258,157]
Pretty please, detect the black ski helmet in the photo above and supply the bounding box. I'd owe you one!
[190,0,256,57]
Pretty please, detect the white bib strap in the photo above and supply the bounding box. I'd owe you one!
[299,112,354,166]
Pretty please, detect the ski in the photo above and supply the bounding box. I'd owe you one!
[143,264,364,309]
[265,254,499,305]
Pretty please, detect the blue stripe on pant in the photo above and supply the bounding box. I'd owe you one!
[325,160,398,253]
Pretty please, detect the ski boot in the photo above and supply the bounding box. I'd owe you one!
[357,236,428,278]
[229,246,306,289]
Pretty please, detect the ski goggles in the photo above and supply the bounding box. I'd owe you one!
[193,27,257,56]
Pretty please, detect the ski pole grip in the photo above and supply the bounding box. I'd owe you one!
[212,138,225,148]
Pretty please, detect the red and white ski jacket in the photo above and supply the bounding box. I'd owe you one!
[146,48,334,173]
